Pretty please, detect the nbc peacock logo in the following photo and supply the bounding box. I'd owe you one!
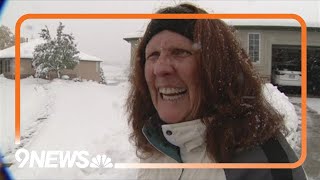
[89,154,113,168]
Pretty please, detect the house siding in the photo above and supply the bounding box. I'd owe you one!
[130,40,140,66]
[76,60,101,82]
[21,58,35,77]
[44,61,101,81]
[0,58,102,82]
[2,58,35,79]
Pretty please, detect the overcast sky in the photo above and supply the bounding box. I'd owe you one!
[0,0,319,65]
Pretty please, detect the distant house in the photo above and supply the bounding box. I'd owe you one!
[0,39,103,82]
[124,20,320,82]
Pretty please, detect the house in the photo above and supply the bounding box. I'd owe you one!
[0,39,103,82]
[124,20,320,82]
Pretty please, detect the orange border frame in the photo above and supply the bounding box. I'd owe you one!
[15,14,307,169]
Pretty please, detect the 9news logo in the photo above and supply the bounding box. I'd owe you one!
[15,148,113,168]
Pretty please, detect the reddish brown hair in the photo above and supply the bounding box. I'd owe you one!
[126,3,285,162]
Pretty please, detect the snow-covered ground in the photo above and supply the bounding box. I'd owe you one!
[0,64,307,179]
[1,65,138,179]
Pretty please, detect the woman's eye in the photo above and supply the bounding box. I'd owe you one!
[172,49,192,57]
[146,52,160,61]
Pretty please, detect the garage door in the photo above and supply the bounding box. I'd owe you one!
[272,45,320,68]
[272,45,320,94]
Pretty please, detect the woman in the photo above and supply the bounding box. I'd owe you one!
[126,3,307,180]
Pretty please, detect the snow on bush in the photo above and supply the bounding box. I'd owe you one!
[61,75,70,80]
[263,83,300,153]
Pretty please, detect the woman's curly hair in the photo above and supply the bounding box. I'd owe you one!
[126,3,286,162]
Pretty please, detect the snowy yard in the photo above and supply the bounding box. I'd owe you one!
[0,64,308,179]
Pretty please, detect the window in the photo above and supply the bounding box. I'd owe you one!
[0,61,2,74]
[248,33,260,63]
[96,62,100,72]
[4,60,11,73]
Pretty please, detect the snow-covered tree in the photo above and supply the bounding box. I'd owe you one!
[99,67,107,84]
[0,25,27,50]
[32,22,80,79]
[0,25,14,50]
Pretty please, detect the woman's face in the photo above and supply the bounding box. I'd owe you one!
[144,30,198,124]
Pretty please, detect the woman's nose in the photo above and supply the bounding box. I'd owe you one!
[153,55,174,76]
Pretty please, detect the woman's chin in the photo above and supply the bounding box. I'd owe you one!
[159,114,184,124]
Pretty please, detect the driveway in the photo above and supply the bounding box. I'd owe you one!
[290,100,320,180]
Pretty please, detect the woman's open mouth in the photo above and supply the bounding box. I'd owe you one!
[159,87,187,101]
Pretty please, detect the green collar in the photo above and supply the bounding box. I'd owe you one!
[142,125,183,163]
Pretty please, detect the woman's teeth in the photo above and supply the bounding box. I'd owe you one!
[162,93,185,101]
[159,88,187,101]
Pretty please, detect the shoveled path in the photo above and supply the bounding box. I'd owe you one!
[291,102,320,180]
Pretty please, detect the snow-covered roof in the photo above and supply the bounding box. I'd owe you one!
[123,30,145,40]
[0,39,103,62]
[225,19,320,28]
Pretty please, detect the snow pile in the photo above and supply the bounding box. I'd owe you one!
[263,83,300,153]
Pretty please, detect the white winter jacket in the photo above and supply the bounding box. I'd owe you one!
[137,119,307,180]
